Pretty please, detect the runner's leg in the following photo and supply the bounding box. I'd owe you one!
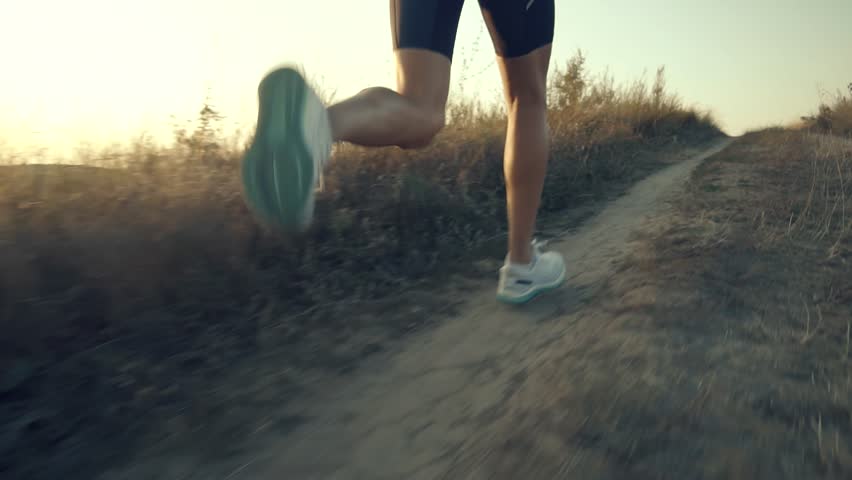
[481,0,556,264]
[328,52,449,149]
[327,0,464,149]
[240,1,463,229]
[498,44,552,264]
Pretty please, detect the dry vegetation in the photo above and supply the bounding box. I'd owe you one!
[800,83,852,136]
[576,126,851,478]
[0,53,720,479]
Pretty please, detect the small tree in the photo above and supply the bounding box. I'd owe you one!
[173,92,225,166]
[652,66,666,109]
[549,50,587,110]
[816,104,834,132]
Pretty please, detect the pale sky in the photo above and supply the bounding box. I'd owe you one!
[1,0,851,160]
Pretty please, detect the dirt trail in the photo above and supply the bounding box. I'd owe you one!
[108,139,733,479]
[188,138,728,480]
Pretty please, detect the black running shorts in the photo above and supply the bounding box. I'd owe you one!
[390,0,555,60]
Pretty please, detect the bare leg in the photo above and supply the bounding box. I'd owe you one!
[497,44,553,264]
[328,49,451,149]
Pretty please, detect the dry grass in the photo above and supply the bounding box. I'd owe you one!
[800,83,852,136]
[596,126,852,478]
[408,127,851,479]
[746,130,852,254]
[0,53,720,479]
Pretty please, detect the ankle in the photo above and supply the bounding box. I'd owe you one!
[508,248,534,266]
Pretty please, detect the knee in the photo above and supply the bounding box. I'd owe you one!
[399,107,446,149]
[506,85,548,112]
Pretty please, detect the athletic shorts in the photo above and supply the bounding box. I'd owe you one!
[390,0,555,60]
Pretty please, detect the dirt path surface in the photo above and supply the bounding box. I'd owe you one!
[140,138,726,480]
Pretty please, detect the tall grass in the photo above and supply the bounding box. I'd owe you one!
[790,134,850,244]
[801,82,852,136]
[746,129,851,259]
[547,51,714,142]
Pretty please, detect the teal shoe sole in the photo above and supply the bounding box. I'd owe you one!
[242,67,316,231]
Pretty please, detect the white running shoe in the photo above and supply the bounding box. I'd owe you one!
[496,239,566,304]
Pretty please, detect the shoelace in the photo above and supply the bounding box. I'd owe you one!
[531,238,549,259]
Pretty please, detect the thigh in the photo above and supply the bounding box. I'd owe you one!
[495,44,552,104]
[390,0,465,61]
[390,0,460,111]
[479,0,555,59]
[394,49,452,113]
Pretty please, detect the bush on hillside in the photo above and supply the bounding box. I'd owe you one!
[801,82,852,136]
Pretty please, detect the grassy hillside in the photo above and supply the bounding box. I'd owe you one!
[0,53,720,479]
[585,127,851,478]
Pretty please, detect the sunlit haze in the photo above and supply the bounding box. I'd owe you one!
[2,0,851,159]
